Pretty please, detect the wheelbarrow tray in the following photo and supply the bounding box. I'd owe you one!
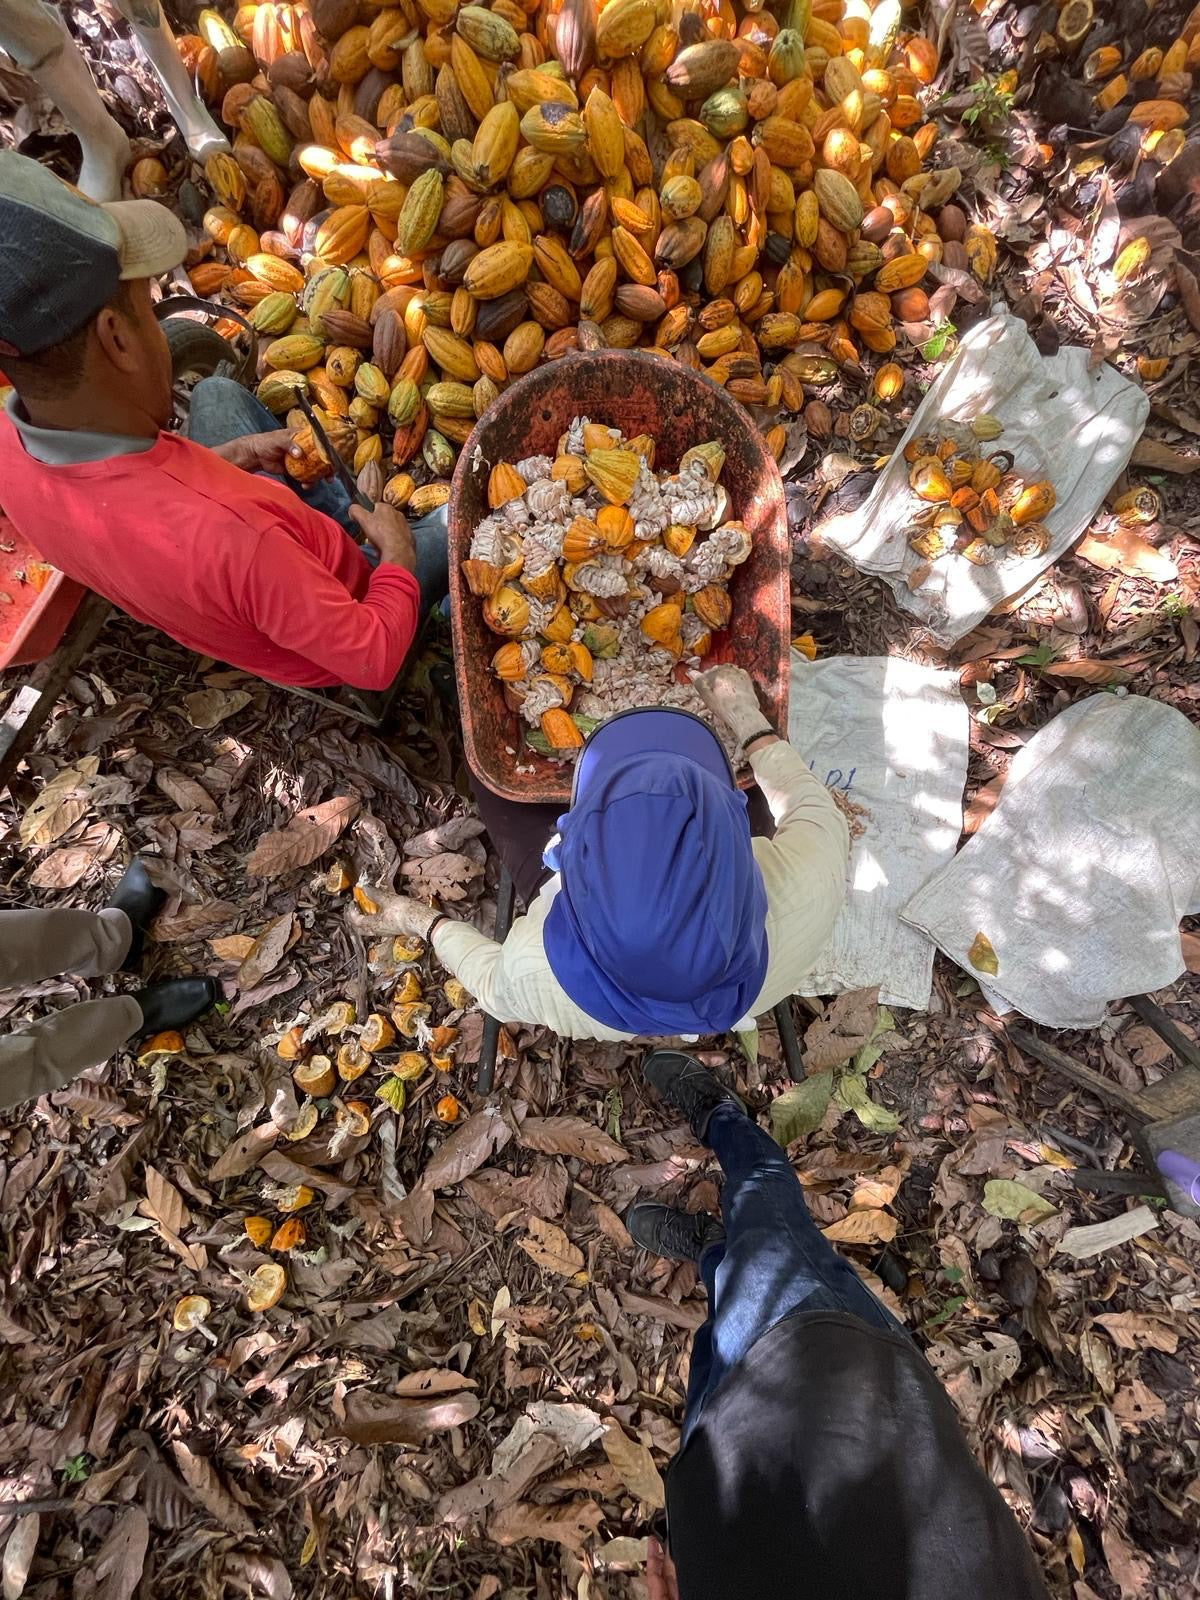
[448,351,790,805]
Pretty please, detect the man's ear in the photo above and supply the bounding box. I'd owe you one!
[93,301,140,373]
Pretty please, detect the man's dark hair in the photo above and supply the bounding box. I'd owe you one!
[3,280,140,402]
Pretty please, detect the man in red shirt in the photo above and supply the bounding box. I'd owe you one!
[0,150,446,691]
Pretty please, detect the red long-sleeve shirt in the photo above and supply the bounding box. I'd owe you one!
[0,421,419,689]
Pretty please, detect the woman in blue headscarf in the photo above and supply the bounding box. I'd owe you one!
[350,666,850,1042]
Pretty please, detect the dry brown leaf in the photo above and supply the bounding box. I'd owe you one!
[50,1081,140,1127]
[153,899,241,943]
[1112,1379,1167,1427]
[142,1165,190,1236]
[183,687,252,729]
[394,1369,478,1398]
[517,1116,627,1165]
[92,1506,149,1600]
[802,987,880,1071]
[401,849,485,902]
[616,1288,706,1330]
[171,1440,256,1535]
[210,933,256,962]
[422,1105,514,1191]
[1079,1327,1116,1397]
[155,770,218,813]
[335,1390,480,1445]
[236,913,296,991]
[260,1150,355,1206]
[489,1498,604,1554]
[28,823,119,888]
[849,1164,905,1210]
[1182,928,1200,973]
[82,1125,152,1217]
[247,795,361,878]
[1094,1311,1179,1353]
[601,1420,665,1509]
[821,1207,898,1245]
[592,1200,634,1249]
[1075,528,1179,583]
[1130,437,1200,473]
[19,755,100,847]
[1102,1527,1152,1598]
[963,773,1005,838]
[1041,659,1134,685]
[208,1122,280,1182]
[517,1217,584,1278]
[2,1514,38,1600]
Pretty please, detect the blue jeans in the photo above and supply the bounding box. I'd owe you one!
[186,376,449,613]
[682,1104,905,1445]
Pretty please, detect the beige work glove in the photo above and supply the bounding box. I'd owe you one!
[347,887,439,940]
[690,664,774,749]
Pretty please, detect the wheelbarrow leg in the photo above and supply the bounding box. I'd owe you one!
[475,865,516,1097]
[774,998,804,1082]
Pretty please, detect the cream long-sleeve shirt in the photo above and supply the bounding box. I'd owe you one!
[432,741,850,1042]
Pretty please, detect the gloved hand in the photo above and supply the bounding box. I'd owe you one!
[347,888,438,940]
[690,664,774,747]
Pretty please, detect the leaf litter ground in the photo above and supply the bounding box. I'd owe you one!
[2,2,1200,1594]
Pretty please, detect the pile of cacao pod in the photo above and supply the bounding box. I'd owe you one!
[1082,0,1198,145]
[465,426,747,755]
[901,416,1057,580]
[179,0,998,507]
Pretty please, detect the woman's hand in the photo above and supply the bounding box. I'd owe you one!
[346,887,438,940]
[690,664,773,747]
[647,1536,681,1600]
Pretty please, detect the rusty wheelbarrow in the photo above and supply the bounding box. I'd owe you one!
[446,352,803,1089]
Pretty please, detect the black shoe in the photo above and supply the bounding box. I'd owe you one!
[107,858,166,971]
[626,1203,725,1263]
[643,1049,745,1142]
[132,978,220,1038]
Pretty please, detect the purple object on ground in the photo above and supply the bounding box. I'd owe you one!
[1158,1149,1200,1203]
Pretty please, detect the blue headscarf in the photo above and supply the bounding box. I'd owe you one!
[542,753,769,1035]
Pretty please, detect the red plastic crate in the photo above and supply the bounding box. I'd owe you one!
[0,512,86,669]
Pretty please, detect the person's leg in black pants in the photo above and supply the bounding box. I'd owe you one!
[629,1054,904,1447]
[468,774,560,909]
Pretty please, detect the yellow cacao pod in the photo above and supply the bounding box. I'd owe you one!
[812,167,864,231]
[595,0,657,58]
[584,87,625,181]
[463,241,534,298]
[264,333,325,371]
[874,252,928,292]
[248,291,298,333]
[395,169,444,255]
[520,104,587,155]
[256,370,308,412]
[873,361,904,401]
[314,205,370,264]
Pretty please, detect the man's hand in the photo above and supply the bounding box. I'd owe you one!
[647,1537,680,1600]
[213,430,297,476]
[346,887,437,940]
[690,664,773,747]
[350,502,416,573]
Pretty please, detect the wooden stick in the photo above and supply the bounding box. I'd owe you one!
[1128,992,1200,1072]
[1006,1025,1151,1122]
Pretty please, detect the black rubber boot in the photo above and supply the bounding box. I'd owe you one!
[107,858,166,971]
[626,1203,726,1263]
[132,978,220,1038]
[643,1049,745,1142]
